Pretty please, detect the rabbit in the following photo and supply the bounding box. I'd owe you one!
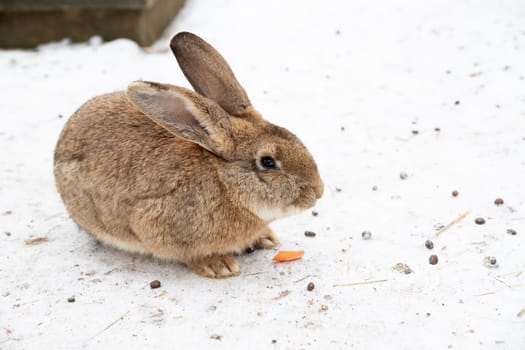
[54,32,323,278]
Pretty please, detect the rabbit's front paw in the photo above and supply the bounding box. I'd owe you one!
[254,230,279,250]
[188,255,240,278]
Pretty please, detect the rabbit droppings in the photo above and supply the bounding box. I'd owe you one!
[54,32,323,278]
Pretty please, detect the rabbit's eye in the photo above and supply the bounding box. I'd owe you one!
[260,156,277,170]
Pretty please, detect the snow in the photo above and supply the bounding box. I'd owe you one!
[1,0,525,348]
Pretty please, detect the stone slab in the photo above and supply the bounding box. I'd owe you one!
[0,0,185,48]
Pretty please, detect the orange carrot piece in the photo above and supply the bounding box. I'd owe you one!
[272,250,304,262]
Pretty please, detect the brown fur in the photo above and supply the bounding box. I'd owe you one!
[54,32,323,278]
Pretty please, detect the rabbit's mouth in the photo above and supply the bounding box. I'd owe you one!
[249,185,320,222]
[292,185,320,210]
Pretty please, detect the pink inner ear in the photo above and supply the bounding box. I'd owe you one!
[150,91,201,131]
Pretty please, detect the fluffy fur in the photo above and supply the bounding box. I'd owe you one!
[54,32,323,278]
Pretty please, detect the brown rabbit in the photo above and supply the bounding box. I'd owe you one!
[54,32,323,278]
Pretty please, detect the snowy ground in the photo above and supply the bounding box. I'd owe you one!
[1,0,525,349]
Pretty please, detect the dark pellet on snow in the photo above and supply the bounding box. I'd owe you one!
[67,296,75,303]
[475,217,486,225]
[304,231,316,237]
[361,231,372,240]
[452,190,459,197]
[483,256,498,268]
[244,246,255,254]
[494,198,504,206]
[335,187,342,192]
[434,127,441,132]
[429,255,439,265]
[425,240,434,250]
[150,280,161,289]
[307,282,315,291]
[412,130,419,135]
[454,100,460,105]
[312,210,319,217]
[506,229,517,235]
[272,339,277,344]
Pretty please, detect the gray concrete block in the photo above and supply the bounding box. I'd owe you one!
[0,0,186,48]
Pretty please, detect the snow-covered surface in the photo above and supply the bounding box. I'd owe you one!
[1,0,525,348]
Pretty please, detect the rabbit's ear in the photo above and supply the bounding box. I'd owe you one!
[170,32,251,117]
[127,81,234,157]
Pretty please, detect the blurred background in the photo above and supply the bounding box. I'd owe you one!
[0,0,186,48]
